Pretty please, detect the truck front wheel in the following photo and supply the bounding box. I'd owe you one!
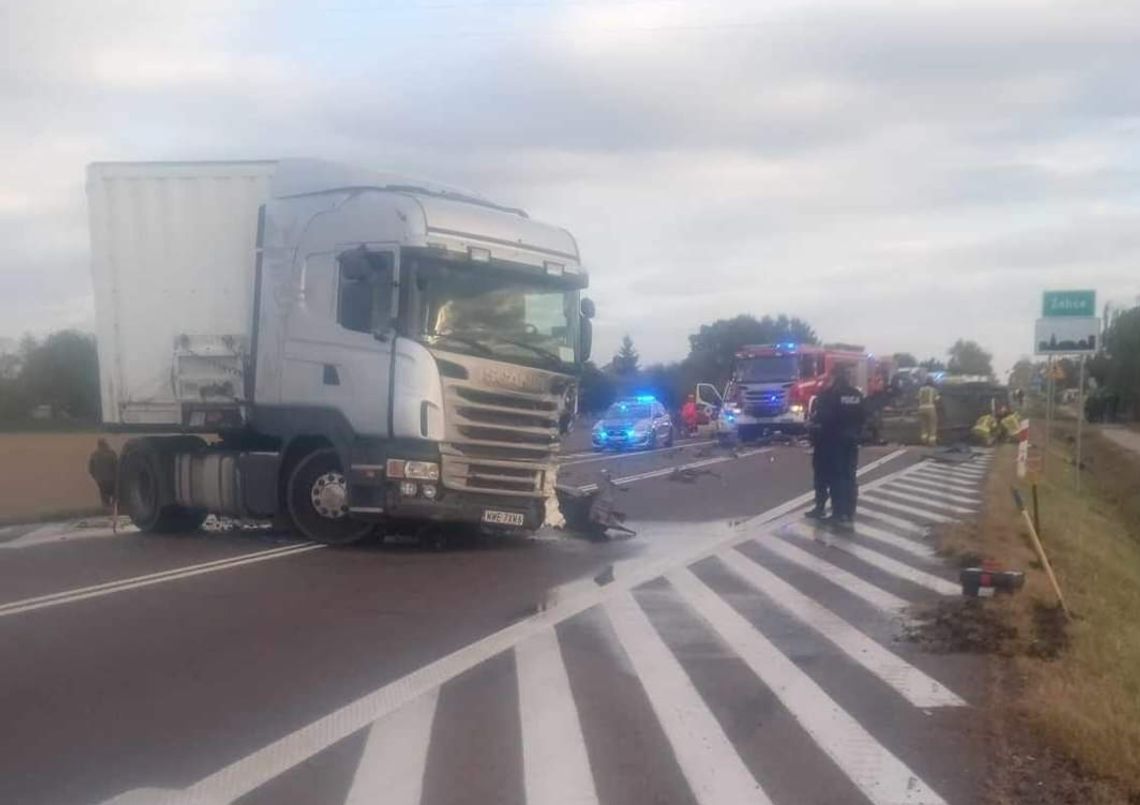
[287,448,373,545]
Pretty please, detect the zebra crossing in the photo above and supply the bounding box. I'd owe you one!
[149,452,994,805]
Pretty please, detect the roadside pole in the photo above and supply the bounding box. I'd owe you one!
[1044,357,1054,474]
[1076,355,1086,495]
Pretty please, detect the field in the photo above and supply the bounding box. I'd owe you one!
[0,432,135,524]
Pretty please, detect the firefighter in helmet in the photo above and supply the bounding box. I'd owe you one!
[917,378,939,446]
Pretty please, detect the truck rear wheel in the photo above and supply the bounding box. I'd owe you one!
[286,448,373,545]
[119,438,207,533]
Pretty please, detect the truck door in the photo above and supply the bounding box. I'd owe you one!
[280,247,397,436]
[695,383,723,422]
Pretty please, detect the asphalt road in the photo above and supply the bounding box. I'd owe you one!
[0,437,995,805]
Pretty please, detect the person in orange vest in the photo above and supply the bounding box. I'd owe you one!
[681,394,700,436]
[917,379,939,446]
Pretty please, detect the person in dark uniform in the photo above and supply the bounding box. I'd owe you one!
[813,366,865,530]
[805,374,835,520]
[88,439,118,510]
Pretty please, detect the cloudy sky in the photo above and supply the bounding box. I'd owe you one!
[3,0,1139,375]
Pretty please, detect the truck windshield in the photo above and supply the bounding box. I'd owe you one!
[735,355,797,383]
[411,257,579,370]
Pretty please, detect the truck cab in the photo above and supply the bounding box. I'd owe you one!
[713,343,870,442]
[90,160,593,543]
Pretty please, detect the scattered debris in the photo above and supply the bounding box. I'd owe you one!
[902,599,1018,654]
[1027,602,1070,660]
[960,563,1026,597]
[667,466,720,483]
[555,472,636,541]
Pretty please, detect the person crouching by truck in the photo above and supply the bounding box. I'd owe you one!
[88,439,118,511]
[917,378,939,446]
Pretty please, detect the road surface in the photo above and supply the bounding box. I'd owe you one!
[0,435,994,805]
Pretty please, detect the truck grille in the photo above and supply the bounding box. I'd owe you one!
[436,353,565,498]
[744,387,787,418]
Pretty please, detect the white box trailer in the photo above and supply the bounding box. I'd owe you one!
[87,160,593,543]
[89,161,275,425]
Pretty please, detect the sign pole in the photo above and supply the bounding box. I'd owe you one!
[1044,357,1054,474]
[1076,355,1086,495]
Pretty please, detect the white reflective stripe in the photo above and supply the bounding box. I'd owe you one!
[516,628,599,805]
[888,480,980,505]
[667,568,948,804]
[747,540,909,613]
[849,522,936,559]
[560,440,716,466]
[715,551,963,707]
[871,488,975,514]
[785,525,959,595]
[860,495,955,523]
[344,691,438,805]
[603,591,773,805]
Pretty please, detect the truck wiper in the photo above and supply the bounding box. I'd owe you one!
[482,335,564,368]
[428,333,495,356]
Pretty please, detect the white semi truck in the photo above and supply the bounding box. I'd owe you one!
[88,160,593,544]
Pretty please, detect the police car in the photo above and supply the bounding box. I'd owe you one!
[591,396,675,451]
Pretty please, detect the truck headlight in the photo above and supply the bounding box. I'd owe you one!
[386,459,440,481]
[790,404,805,415]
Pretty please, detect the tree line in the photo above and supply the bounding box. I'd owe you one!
[581,315,1000,415]
[0,331,101,426]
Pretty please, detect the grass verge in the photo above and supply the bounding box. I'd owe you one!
[936,430,1140,802]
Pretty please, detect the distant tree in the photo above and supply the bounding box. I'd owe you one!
[686,314,818,388]
[892,352,918,368]
[612,334,640,377]
[1008,359,1035,389]
[1100,306,1140,418]
[946,340,994,377]
[919,358,947,372]
[17,330,101,421]
[578,361,617,414]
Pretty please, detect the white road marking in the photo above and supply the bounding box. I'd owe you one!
[0,543,321,619]
[904,472,981,495]
[516,627,599,805]
[746,539,910,613]
[919,464,986,480]
[860,495,955,523]
[887,480,980,505]
[784,525,960,596]
[344,690,438,805]
[856,508,931,537]
[715,551,963,707]
[560,440,716,466]
[177,450,915,802]
[849,522,936,559]
[910,465,982,483]
[603,591,773,805]
[576,448,771,493]
[667,568,948,805]
[871,488,976,515]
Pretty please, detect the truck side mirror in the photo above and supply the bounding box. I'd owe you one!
[580,297,596,319]
[580,317,593,362]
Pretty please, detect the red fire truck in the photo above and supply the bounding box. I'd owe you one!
[701,342,881,442]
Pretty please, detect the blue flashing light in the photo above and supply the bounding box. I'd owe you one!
[635,394,657,403]
[779,341,797,350]
[626,429,636,439]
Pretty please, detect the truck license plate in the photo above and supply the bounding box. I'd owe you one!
[482,509,526,527]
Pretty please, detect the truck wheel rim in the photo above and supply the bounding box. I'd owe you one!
[310,472,348,519]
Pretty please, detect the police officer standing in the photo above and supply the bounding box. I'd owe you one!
[813,366,865,530]
[804,373,834,520]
